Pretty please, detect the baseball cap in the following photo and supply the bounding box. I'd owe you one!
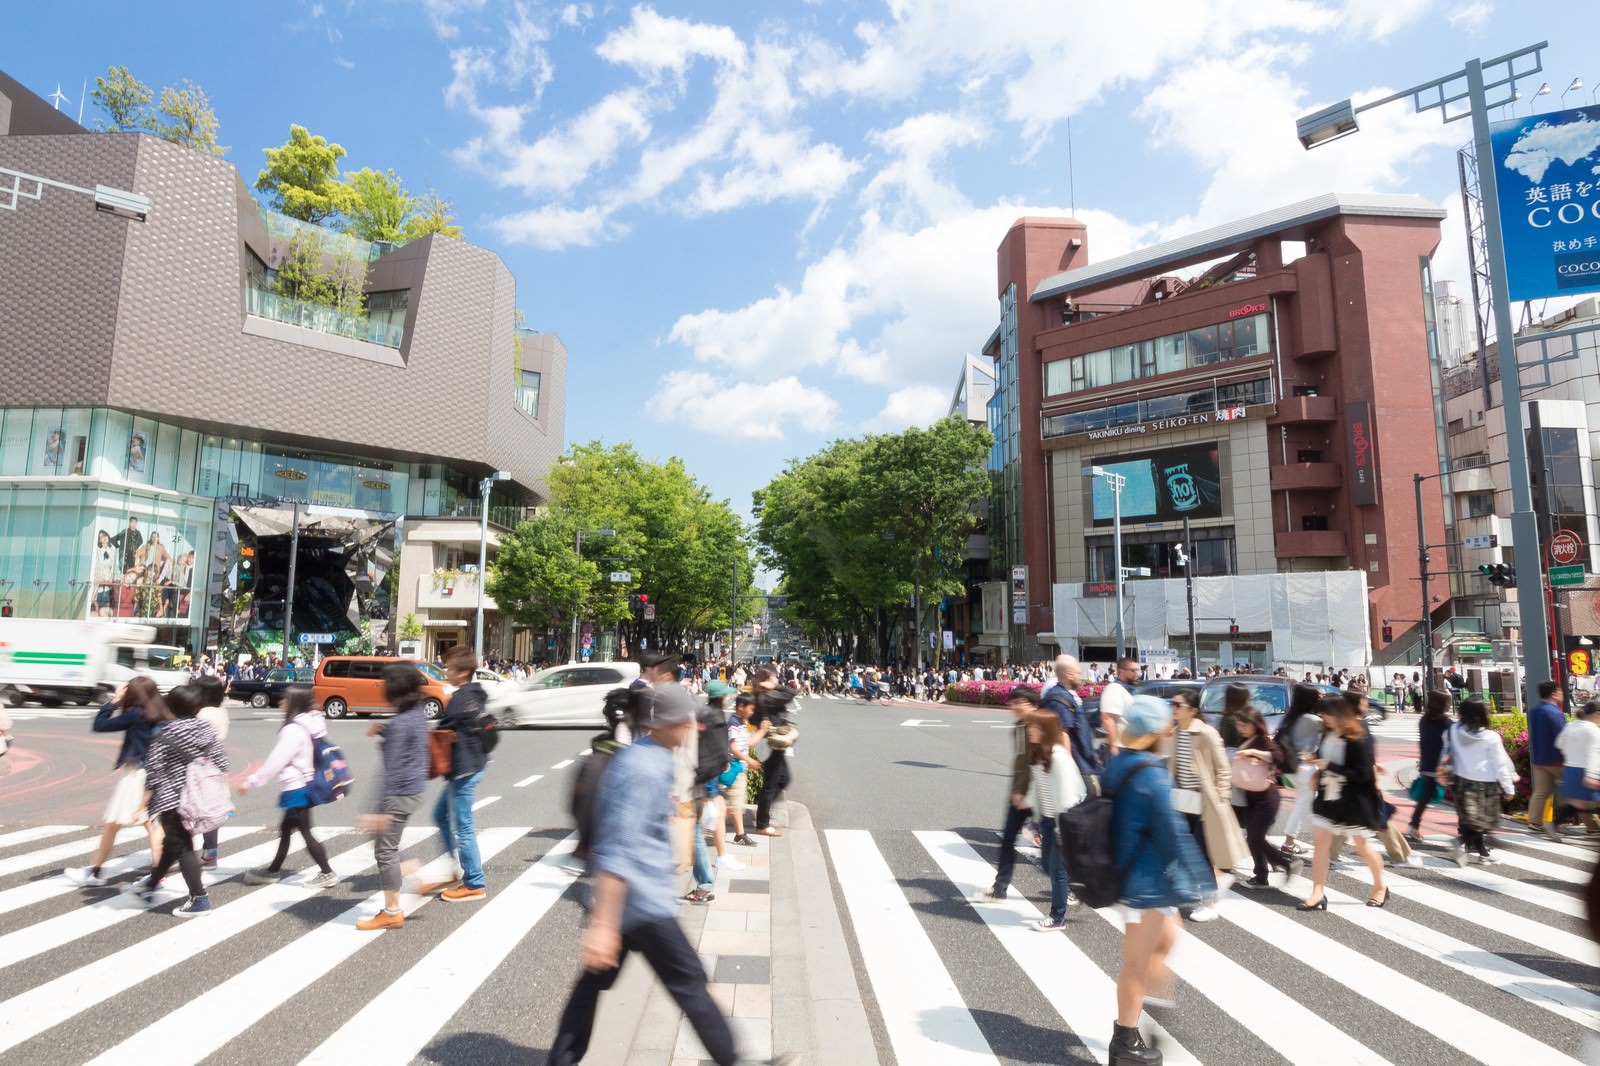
[641,682,697,727]
[705,680,734,699]
[1121,695,1172,738]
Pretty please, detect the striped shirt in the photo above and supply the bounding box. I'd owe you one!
[1173,728,1199,790]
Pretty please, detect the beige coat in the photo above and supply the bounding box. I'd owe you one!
[1166,718,1249,872]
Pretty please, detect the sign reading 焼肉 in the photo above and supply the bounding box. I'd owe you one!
[1491,106,1600,301]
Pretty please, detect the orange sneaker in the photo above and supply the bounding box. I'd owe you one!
[441,885,487,903]
[356,909,405,931]
[414,876,463,895]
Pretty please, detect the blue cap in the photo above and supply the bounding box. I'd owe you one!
[1121,695,1173,738]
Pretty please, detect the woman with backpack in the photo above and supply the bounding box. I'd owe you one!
[1276,684,1324,858]
[1026,707,1086,931]
[1297,694,1388,911]
[128,684,228,917]
[1438,697,1518,867]
[416,646,491,903]
[66,677,170,887]
[1406,689,1454,844]
[355,663,432,931]
[1232,707,1301,888]
[1104,696,1214,1066]
[237,686,337,889]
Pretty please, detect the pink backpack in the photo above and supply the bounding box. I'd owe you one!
[178,758,234,833]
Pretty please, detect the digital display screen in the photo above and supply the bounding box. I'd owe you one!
[1089,443,1224,525]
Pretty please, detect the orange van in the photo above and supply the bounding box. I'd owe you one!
[313,656,451,720]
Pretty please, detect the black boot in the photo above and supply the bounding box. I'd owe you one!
[1109,1021,1162,1066]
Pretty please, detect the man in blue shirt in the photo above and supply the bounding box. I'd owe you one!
[1527,679,1568,840]
[551,682,793,1066]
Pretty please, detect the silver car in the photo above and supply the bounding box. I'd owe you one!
[489,661,641,728]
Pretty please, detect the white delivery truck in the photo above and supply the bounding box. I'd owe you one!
[0,619,188,708]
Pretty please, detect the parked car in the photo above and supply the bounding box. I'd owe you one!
[226,668,301,708]
[1135,678,1205,703]
[1198,674,1343,732]
[490,661,642,728]
[313,655,453,720]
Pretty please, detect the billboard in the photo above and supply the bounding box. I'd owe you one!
[89,513,198,623]
[1491,106,1600,301]
[1346,401,1379,506]
[1089,443,1224,525]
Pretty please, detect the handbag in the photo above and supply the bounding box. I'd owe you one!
[766,723,799,750]
[427,729,455,779]
[1171,787,1203,815]
[717,758,744,788]
[1231,752,1273,792]
[1407,776,1445,803]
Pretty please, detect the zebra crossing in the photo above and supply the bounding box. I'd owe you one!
[824,823,1600,1066]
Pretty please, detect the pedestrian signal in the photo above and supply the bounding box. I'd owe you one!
[1381,624,1393,643]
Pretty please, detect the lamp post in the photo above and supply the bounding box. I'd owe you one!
[1086,465,1127,658]
[571,528,615,661]
[1561,77,1584,108]
[1296,42,1555,700]
[1173,517,1199,677]
[474,470,511,661]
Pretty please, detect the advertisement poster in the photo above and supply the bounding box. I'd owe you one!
[89,513,197,622]
[1089,443,1224,525]
[127,431,148,473]
[1491,106,1600,301]
[43,426,64,469]
[1346,401,1379,506]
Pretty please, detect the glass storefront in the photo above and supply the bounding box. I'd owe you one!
[1043,312,1272,397]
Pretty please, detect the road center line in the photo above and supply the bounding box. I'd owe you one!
[513,773,544,788]
[551,759,574,769]
[471,796,500,811]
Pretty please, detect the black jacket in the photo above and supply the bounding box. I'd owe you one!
[1312,731,1381,829]
[440,682,489,779]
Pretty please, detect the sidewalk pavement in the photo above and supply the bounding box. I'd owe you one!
[587,799,878,1066]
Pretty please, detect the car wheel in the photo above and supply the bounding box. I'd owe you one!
[323,697,348,719]
[250,692,270,708]
[3,688,23,708]
[422,698,443,720]
[39,697,63,709]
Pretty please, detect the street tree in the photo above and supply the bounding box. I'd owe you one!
[150,80,226,156]
[88,66,152,132]
[341,167,415,243]
[256,125,355,224]
[401,188,465,240]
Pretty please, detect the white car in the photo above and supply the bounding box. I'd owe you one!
[471,668,517,702]
[490,661,641,728]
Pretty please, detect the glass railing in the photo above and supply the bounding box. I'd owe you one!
[256,207,400,264]
[245,287,405,349]
[1042,375,1273,440]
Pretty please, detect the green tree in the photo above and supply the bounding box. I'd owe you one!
[342,167,416,243]
[401,188,464,240]
[151,80,226,156]
[256,125,355,224]
[88,65,152,132]
[272,230,367,318]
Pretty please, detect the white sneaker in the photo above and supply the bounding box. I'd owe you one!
[306,870,339,890]
[65,867,105,887]
[720,855,745,871]
[1188,904,1219,923]
[1404,852,1426,868]
[1215,872,1235,894]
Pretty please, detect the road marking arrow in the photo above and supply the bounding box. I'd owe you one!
[900,718,948,727]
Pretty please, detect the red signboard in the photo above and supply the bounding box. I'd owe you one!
[1550,530,1583,566]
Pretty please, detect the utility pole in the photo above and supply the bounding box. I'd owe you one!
[1179,517,1198,678]
[1413,473,1436,692]
[730,559,738,666]
[281,498,300,669]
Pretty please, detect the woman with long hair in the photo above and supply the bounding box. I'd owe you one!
[238,687,337,888]
[1277,683,1324,857]
[1026,707,1086,931]
[1167,690,1247,922]
[1439,697,1518,866]
[1217,683,1249,749]
[66,677,171,886]
[1299,694,1388,911]
[128,684,228,916]
[1406,689,1455,843]
[1233,707,1302,888]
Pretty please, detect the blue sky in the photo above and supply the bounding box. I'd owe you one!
[8,2,1600,520]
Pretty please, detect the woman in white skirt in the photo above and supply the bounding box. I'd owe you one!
[66,677,171,886]
[1278,684,1324,857]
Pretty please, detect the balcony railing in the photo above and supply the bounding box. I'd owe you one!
[245,287,405,349]
[257,207,401,264]
[1274,529,1348,558]
[1269,462,1344,491]
[1276,394,1338,423]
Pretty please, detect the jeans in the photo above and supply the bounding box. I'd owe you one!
[992,804,1030,893]
[755,749,789,830]
[1283,764,1316,839]
[434,770,486,889]
[1037,817,1070,922]
[551,916,736,1066]
[1242,789,1289,880]
[691,798,715,891]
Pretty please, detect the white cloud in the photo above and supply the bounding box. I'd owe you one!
[490,204,621,248]
[1336,0,1436,38]
[651,371,840,438]
[596,5,747,78]
[334,55,356,70]
[1448,2,1492,31]
[861,111,988,226]
[560,3,593,28]
[422,0,486,40]
[459,88,653,195]
[864,384,952,432]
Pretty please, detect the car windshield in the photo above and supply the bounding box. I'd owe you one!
[1200,680,1288,716]
[528,669,574,690]
[418,662,445,681]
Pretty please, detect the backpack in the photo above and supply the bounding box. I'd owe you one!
[298,722,354,806]
[1043,692,1100,776]
[178,757,233,833]
[694,706,731,787]
[570,736,622,862]
[1272,717,1302,775]
[1060,761,1161,909]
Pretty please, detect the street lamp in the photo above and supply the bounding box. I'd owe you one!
[571,528,616,661]
[1561,77,1584,108]
[1085,465,1127,658]
[1297,42,1555,698]
[1173,518,1198,677]
[474,470,511,661]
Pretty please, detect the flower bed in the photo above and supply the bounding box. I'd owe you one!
[944,680,1042,706]
[1490,712,1531,814]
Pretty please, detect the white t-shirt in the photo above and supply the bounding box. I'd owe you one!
[1098,679,1133,727]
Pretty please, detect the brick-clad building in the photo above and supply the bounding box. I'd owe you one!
[0,72,564,658]
[982,193,1449,671]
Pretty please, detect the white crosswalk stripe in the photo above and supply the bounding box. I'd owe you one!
[823,824,1600,1066]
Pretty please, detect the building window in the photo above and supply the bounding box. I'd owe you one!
[516,370,541,418]
[1042,376,1271,440]
[1464,492,1494,517]
[367,290,409,337]
[1042,312,1271,397]
[1301,515,1329,531]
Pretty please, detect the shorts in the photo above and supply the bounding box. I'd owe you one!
[718,772,747,802]
[103,764,149,825]
[1121,905,1179,922]
[1560,766,1600,804]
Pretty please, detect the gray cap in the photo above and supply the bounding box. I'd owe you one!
[641,682,697,727]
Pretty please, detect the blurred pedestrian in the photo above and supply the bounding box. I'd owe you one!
[1439,697,1517,867]
[1556,700,1600,832]
[355,663,431,931]
[1232,707,1301,888]
[978,688,1037,901]
[67,678,170,887]
[1527,679,1568,841]
[1277,684,1323,857]
[415,646,491,902]
[1406,689,1453,843]
[725,693,757,846]
[1299,694,1387,910]
[1166,690,1246,922]
[194,675,229,866]
[1025,707,1085,929]
[238,686,336,888]
[127,684,227,916]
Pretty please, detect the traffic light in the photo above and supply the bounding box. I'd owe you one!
[0,601,11,618]
[1478,562,1516,587]
[1381,624,1393,643]
[1228,622,1239,636]
[237,546,255,592]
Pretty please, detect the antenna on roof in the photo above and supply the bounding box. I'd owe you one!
[48,84,68,111]
[1067,118,1077,216]
[78,79,87,125]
